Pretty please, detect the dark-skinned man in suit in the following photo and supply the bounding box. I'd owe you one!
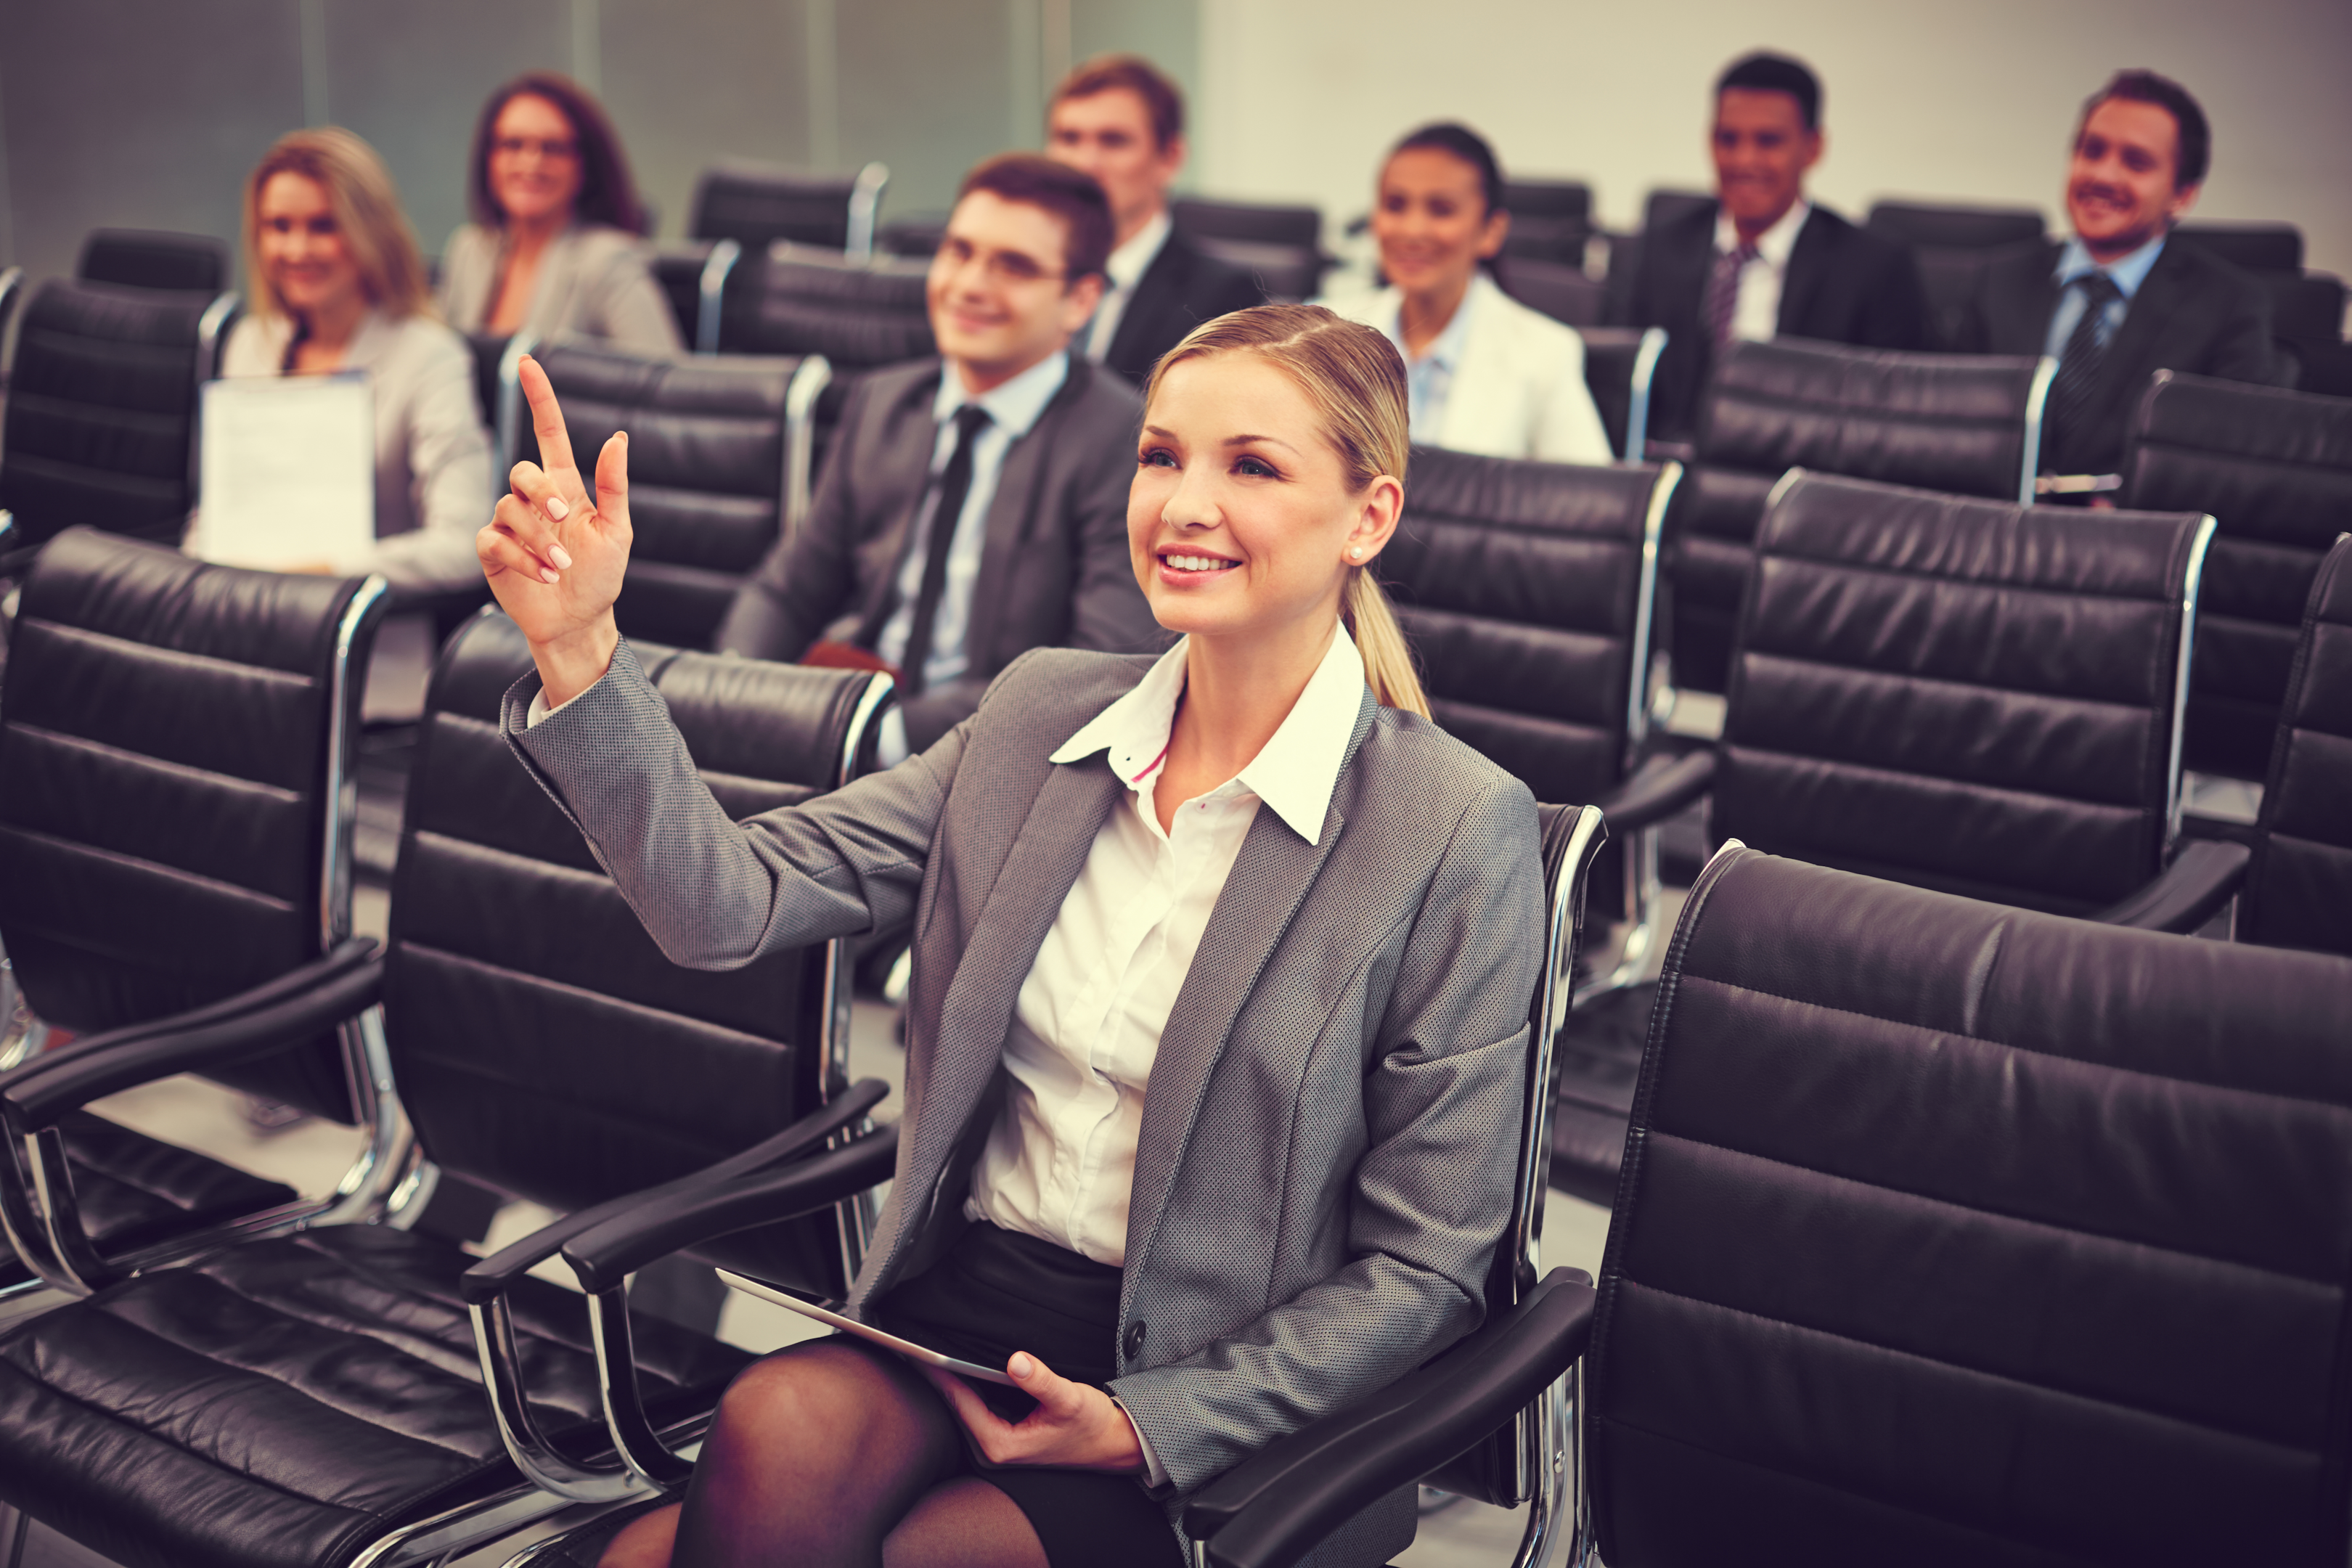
[1626,52,1927,442]
[1045,54,1265,388]
[1956,70,2274,486]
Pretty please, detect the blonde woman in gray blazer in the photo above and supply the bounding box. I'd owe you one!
[436,72,682,357]
[481,306,1542,1568]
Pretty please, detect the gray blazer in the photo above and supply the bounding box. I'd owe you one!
[506,641,1543,1519]
[437,221,685,359]
[712,356,1164,751]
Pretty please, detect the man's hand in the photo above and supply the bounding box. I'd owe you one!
[923,1353,1148,1474]
[476,355,634,706]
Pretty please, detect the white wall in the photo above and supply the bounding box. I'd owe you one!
[1193,0,2352,286]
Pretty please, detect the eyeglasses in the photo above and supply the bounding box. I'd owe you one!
[934,235,1066,286]
[492,136,579,161]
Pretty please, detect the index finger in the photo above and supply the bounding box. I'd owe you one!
[517,355,579,481]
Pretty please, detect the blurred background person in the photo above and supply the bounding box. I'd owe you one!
[216,126,491,590]
[1326,123,1613,464]
[1956,70,2276,481]
[1625,52,1926,440]
[436,71,682,356]
[1045,54,1262,386]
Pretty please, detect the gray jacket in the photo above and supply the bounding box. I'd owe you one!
[506,641,1540,1527]
[437,221,685,359]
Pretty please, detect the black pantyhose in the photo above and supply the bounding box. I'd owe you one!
[595,1340,1050,1568]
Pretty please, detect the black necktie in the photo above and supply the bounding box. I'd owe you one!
[897,403,992,695]
[2045,272,2122,473]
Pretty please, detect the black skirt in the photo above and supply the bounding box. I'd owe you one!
[874,1221,1184,1568]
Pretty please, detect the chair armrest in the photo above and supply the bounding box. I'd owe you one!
[2092,838,2252,931]
[1592,747,1718,836]
[0,939,383,1128]
[459,1078,890,1304]
[1183,1268,1598,1568]
[560,1124,900,1294]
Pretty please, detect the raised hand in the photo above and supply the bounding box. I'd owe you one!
[476,355,633,705]
[920,1352,1147,1474]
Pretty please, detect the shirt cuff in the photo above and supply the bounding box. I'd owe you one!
[1109,1395,1171,1490]
[523,677,600,729]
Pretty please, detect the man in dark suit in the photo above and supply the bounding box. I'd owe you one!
[716,154,1161,759]
[1045,54,1265,387]
[1955,70,2274,482]
[1625,52,1927,441]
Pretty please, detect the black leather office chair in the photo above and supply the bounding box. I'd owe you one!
[2117,371,2352,779]
[0,611,893,1568]
[76,228,229,293]
[1554,472,2218,1201]
[1499,179,1596,270]
[1639,189,1713,235]
[1862,200,2045,250]
[649,239,741,354]
[515,343,830,650]
[876,213,950,259]
[2171,220,2302,274]
[1383,447,1680,989]
[719,242,934,365]
[1500,256,1604,327]
[0,530,400,1302]
[690,158,889,258]
[1201,845,2352,1568]
[1172,198,1328,299]
[0,278,239,554]
[1574,327,1667,463]
[1670,337,2055,693]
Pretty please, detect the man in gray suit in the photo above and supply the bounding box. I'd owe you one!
[716,153,1163,759]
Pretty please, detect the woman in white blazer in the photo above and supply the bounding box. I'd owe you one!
[214,127,492,591]
[1324,123,1613,466]
[436,72,682,358]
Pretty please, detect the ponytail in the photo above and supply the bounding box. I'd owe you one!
[1343,568,1429,719]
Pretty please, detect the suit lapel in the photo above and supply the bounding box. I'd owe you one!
[852,367,952,646]
[2091,242,2194,417]
[1120,691,1379,1297]
[963,363,1087,669]
[1107,238,1190,371]
[1776,208,1835,336]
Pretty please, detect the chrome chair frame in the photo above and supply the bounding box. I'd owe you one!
[844,162,889,261]
[2017,353,2057,505]
[694,239,742,355]
[782,354,833,546]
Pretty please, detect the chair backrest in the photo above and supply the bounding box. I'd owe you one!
[2269,272,2346,346]
[1719,473,2212,915]
[1382,449,1679,808]
[690,159,889,258]
[1641,189,1714,235]
[722,242,936,365]
[0,528,385,1119]
[2245,532,2352,956]
[0,279,239,547]
[1575,326,1667,462]
[76,229,228,293]
[1172,197,1320,249]
[1588,845,2352,1567]
[1672,338,2054,692]
[1503,179,1591,221]
[1863,200,2045,250]
[383,611,889,1294]
[2172,220,2302,274]
[522,343,828,650]
[1499,186,1595,271]
[1500,256,1604,328]
[876,214,949,259]
[2118,370,2352,778]
[465,332,511,433]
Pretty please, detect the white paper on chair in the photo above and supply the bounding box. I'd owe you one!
[197,373,375,570]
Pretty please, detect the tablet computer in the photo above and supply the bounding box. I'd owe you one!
[715,1269,1018,1387]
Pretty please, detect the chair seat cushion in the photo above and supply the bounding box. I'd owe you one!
[0,1110,298,1288]
[0,1222,753,1568]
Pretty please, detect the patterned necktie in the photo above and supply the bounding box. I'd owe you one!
[1704,240,1760,354]
[899,403,993,695]
[2045,271,2123,473]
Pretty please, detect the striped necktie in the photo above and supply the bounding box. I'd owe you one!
[1704,240,1760,354]
[2045,271,2123,473]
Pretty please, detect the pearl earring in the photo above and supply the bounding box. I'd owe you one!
[1349,547,1363,560]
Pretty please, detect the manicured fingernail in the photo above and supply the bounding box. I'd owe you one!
[550,544,573,570]
[546,497,570,520]
[1009,1355,1032,1379]
[539,567,560,584]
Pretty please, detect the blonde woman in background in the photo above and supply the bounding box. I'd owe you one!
[436,72,682,356]
[216,126,492,589]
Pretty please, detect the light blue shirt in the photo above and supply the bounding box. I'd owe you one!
[1368,279,1478,439]
[2043,233,2167,361]
[872,349,1070,763]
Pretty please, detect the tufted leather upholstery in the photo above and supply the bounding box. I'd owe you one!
[1383,448,1670,809]
[77,227,229,293]
[722,243,934,366]
[1720,473,2204,916]
[1574,327,1661,462]
[0,611,883,1568]
[690,160,878,253]
[2244,534,2352,956]
[1587,846,2352,1565]
[1673,338,2048,692]
[0,278,232,546]
[2118,371,2352,778]
[525,344,811,650]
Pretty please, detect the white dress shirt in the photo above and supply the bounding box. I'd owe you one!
[2043,232,2168,360]
[1083,210,1172,363]
[963,624,1367,1266]
[1714,199,1813,344]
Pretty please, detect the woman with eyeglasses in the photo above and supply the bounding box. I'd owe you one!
[436,72,682,356]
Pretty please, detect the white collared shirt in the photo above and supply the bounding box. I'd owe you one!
[2043,232,2168,361]
[1082,209,1172,363]
[1360,273,1482,441]
[963,624,1367,1267]
[1713,199,1813,344]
